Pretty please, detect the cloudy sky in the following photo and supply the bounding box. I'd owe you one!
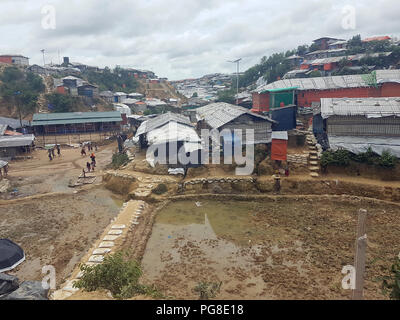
[1,0,399,80]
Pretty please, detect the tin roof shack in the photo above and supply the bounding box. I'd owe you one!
[134,112,202,167]
[0,54,29,66]
[77,84,99,98]
[0,134,35,160]
[195,102,275,147]
[0,117,30,133]
[31,111,122,136]
[319,97,400,157]
[252,70,400,114]
[99,90,114,103]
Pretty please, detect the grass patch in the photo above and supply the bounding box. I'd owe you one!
[73,251,164,299]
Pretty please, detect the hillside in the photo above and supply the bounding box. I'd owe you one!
[0,65,112,120]
[136,79,188,105]
[239,35,400,90]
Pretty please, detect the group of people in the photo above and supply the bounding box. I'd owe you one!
[48,145,61,161]
[81,142,97,156]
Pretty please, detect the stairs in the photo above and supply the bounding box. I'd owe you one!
[306,129,322,178]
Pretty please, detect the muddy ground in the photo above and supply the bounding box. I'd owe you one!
[0,142,124,286]
[141,197,400,300]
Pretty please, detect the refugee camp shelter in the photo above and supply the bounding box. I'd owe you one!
[252,70,400,113]
[319,97,400,157]
[135,112,193,148]
[0,134,35,160]
[195,102,275,145]
[0,117,30,133]
[135,112,202,167]
[31,111,122,146]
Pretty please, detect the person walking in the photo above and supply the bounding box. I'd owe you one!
[81,147,86,156]
[86,161,91,172]
[4,164,8,177]
[91,160,95,172]
[48,149,53,161]
[56,144,61,157]
[90,153,96,167]
[51,147,55,158]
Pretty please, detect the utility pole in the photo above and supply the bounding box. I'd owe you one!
[228,58,242,105]
[41,49,46,67]
[14,91,23,129]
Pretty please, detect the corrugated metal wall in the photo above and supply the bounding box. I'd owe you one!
[327,115,400,136]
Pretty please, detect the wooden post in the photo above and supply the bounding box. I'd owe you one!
[352,209,367,300]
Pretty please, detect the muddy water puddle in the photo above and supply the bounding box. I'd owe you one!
[141,200,308,299]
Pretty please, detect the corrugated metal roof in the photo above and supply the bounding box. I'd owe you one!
[321,97,400,119]
[32,112,122,126]
[0,134,35,148]
[196,103,274,129]
[147,122,200,145]
[0,117,29,129]
[255,69,400,93]
[135,112,192,137]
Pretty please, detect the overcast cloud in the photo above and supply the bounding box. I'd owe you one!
[0,0,399,80]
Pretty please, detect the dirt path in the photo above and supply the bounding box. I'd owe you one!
[3,142,117,198]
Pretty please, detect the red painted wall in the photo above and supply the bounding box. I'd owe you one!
[251,92,269,113]
[0,56,12,64]
[252,83,400,112]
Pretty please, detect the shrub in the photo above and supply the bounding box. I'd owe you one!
[152,183,168,195]
[194,281,222,300]
[381,256,400,300]
[320,149,351,167]
[73,251,162,299]
[111,152,129,169]
[378,150,397,168]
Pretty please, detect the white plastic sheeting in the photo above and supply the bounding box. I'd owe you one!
[147,122,201,145]
[113,103,132,116]
[328,135,400,158]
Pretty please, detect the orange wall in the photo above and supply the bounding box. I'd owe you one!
[251,92,269,113]
[0,56,12,64]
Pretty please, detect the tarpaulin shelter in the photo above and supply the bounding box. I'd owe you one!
[271,131,288,161]
[0,239,25,273]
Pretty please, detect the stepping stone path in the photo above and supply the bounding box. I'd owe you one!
[88,255,104,263]
[99,241,115,248]
[103,235,119,241]
[93,248,111,255]
[108,230,123,235]
[51,200,148,300]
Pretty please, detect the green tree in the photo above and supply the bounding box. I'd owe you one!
[0,66,45,117]
[216,89,235,104]
[46,93,76,113]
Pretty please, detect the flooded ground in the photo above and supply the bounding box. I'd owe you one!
[141,197,400,300]
[0,141,126,286]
